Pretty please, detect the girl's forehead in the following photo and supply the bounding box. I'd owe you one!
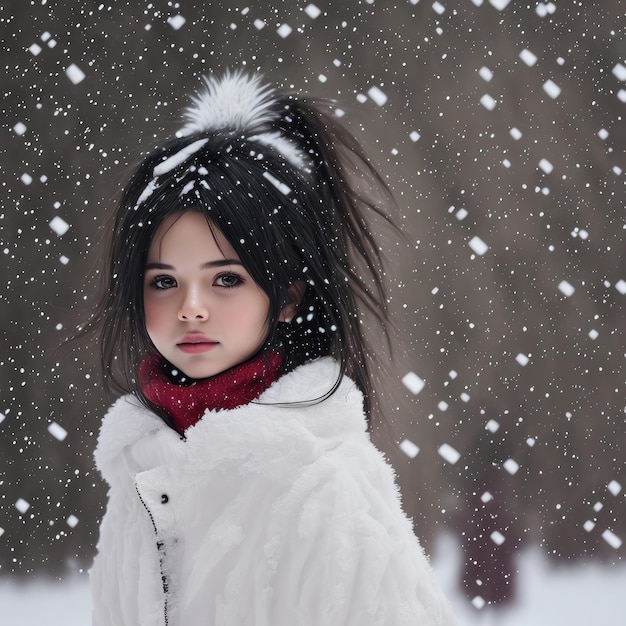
[147,211,235,262]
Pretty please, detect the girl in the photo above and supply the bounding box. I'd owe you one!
[87,71,456,626]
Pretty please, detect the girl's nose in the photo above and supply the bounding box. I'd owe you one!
[178,288,209,321]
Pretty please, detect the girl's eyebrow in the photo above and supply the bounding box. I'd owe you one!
[145,259,243,270]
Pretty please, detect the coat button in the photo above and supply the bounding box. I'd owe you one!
[161,494,169,504]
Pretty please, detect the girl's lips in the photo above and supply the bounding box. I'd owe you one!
[177,342,217,354]
[177,335,218,354]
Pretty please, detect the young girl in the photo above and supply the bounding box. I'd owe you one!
[88,71,456,626]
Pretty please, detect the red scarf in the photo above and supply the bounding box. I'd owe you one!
[138,351,284,433]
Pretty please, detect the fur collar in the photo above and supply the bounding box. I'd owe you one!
[95,358,367,483]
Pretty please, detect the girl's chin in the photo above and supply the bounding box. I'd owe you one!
[170,359,232,381]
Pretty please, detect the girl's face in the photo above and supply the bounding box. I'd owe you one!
[143,211,272,379]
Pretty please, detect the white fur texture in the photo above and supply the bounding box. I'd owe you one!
[91,358,457,626]
[181,71,278,135]
[178,71,309,169]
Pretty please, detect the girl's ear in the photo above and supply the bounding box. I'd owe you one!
[279,281,306,323]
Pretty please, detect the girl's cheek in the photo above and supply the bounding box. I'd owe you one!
[143,301,166,332]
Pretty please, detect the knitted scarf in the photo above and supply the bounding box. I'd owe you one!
[138,350,284,433]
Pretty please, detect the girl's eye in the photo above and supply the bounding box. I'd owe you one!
[215,273,243,288]
[150,275,177,290]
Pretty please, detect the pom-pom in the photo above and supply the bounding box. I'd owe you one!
[181,70,277,135]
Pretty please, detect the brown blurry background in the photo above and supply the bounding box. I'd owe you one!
[1,0,624,611]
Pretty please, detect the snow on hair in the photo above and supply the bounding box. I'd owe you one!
[179,71,309,169]
[249,131,310,170]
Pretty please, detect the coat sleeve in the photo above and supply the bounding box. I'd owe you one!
[265,436,457,626]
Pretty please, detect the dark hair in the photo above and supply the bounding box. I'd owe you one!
[83,74,395,427]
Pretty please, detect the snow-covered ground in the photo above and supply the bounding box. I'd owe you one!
[1,533,623,624]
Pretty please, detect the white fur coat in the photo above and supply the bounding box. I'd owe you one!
[90,357,456,626]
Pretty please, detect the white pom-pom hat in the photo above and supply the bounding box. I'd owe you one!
[180,70,276,135]
[178,70,308,169]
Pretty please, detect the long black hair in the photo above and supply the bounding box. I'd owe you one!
[83,72,395,426]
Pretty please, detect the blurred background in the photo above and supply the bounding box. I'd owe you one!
[1,0,624,622]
